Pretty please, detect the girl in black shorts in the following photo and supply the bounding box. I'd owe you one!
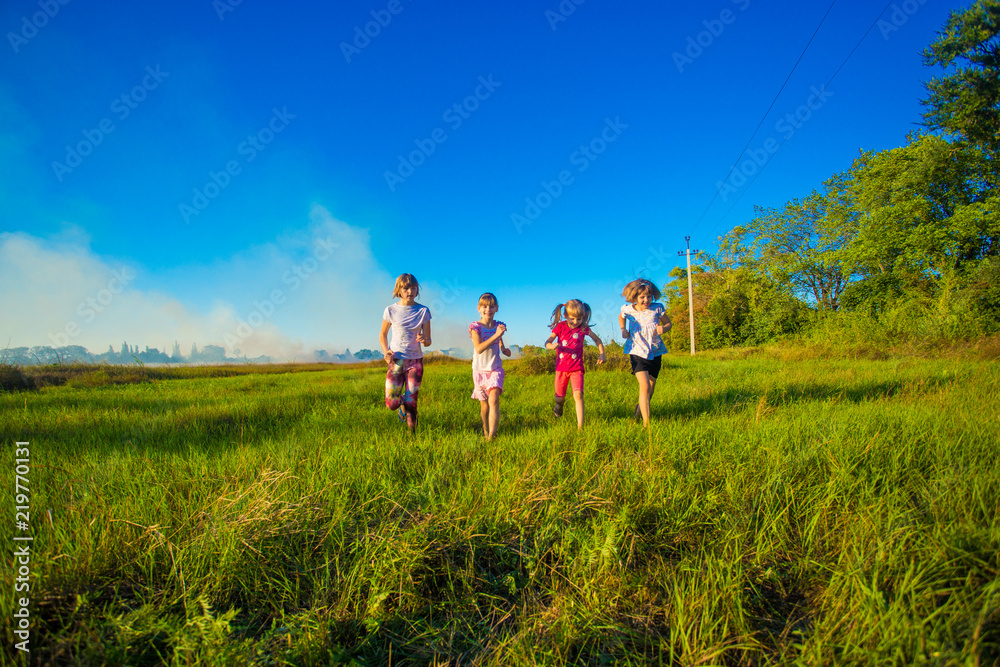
[619,278,672,427]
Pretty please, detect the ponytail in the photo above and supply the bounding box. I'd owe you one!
[549,303,565,327]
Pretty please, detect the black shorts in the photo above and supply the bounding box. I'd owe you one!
[629,354,662,378]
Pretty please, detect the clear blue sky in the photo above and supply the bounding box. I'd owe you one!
[0,0,970,360]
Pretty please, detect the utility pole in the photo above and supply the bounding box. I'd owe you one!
[677,236,700,356]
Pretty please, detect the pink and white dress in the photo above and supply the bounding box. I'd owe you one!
[469,320,505,400]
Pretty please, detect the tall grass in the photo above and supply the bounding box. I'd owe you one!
[792,297,1000,360]
[1,351,998,665]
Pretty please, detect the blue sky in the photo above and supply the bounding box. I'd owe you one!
[0,0,969,359]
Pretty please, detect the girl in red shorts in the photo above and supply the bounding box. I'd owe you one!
[545,299,606,430]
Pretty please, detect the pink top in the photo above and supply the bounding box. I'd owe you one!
[552,321,589,373]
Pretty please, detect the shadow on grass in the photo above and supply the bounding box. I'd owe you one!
[8,397,319,455]
[622,376,959,422]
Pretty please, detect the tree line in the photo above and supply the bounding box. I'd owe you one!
[665,1,1000,350]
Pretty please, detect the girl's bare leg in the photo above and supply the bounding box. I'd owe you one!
[635,371,652,427]
[480,399,490,437]
[487,389,501,440]
[573,390,585,430]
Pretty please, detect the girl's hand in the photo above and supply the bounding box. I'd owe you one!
[620,328,629,339]
[501,346,511,357]
[496,323,506,336]
[415,329,426,343]
[597,352,606,365]
[383,351,394,365]
[545,341,557,350]
[655,324,664,335]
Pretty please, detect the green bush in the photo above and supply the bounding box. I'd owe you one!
[0,364,33,391]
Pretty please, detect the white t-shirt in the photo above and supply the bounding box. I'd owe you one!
[383,303,432,360]
[620,302,668,359]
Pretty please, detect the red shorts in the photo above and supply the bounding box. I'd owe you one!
[554,370,584,397]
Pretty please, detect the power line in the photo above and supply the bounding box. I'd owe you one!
[693,0,840,230]
[707,0,896,239]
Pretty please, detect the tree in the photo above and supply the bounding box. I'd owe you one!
[845,134,999,286]
[712,168,858,312]
[698,233,810,347]
[921,0,1000,151]
[843,133,1000,324]
[663,264,709,351]
[200,345,227,362]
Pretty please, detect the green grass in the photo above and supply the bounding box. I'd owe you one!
[1,351,998,665]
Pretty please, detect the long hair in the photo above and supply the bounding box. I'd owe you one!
[550,299,592,327]
[622,278,661,303]
[393,273,420,298]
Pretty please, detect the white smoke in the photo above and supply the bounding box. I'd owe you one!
[1,205,474,361]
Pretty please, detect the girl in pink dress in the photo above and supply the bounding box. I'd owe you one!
[545,299,606,430]
[468,292,511,440]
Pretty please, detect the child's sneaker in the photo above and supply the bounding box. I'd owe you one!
[553,402,563,417]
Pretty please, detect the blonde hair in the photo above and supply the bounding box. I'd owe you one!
[478,292,498,308]
[392,273,420,298]
[622,278,661,303]
[550,299,592,328]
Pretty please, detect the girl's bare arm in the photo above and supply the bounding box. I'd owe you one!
[379,320,393,362]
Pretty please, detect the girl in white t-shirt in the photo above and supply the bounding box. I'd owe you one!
[619,278,671,427]
[468,292,511,440]
[379,273,432,432]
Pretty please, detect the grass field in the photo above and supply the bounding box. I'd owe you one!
[1,350,998,665]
